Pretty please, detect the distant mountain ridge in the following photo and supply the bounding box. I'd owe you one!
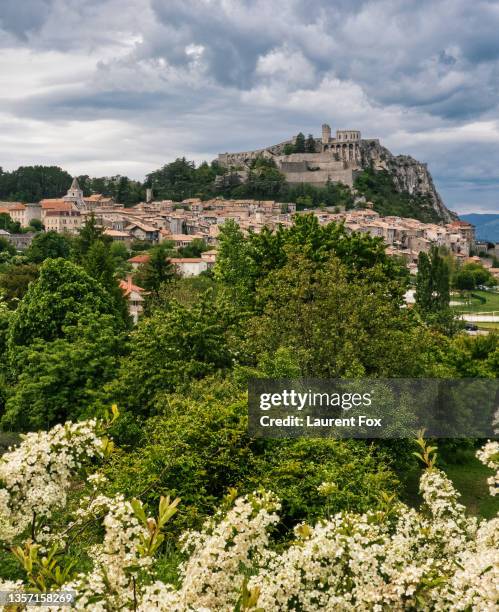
[460,213,499,243]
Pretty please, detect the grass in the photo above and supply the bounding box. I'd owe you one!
[477,321,499,331]
[400,450,499,520]
[451,289,499,313]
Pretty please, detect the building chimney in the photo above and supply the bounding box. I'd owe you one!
[146,188,153,203]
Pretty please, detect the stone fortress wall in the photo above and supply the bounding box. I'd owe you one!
[217,124,377,187]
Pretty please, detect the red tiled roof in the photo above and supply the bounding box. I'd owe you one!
[40,199,73,210]
[128,254,150,264]
[449,220,473,227]
[119,276,145,296]
[0,201,25,210]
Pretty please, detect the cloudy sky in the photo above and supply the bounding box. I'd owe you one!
[1,0,499,214]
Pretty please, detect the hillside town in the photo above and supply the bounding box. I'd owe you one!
[1,177,498,323]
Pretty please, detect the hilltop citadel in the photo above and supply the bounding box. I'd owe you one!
[219,123,366,188]
[219,122,455,223]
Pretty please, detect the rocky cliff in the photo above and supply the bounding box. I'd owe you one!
[359,140,457,222]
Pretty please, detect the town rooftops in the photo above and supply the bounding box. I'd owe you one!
[0,202,26,211]
[448,220,473,227]
[103,229,131,237]
[128,254,150,264]
[84,194,112,202]
[119,276,145,297]
[169,258,205,263]
[126,221,158,232]
[168,234,205,241]
[44,209,81,217]
[40,199,73,210]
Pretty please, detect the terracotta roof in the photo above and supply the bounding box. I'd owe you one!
[126,221,158,232]
[40,199,73,210]
[0,201,26,210]
[44,210,81,217]
[128,254,150,264]
[104,229,130,237]
[85,194,113,202]
[169,234,204,241]
[450,220,473,227]
[119,276,145,297]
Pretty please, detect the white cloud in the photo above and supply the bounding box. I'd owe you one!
[0,0,499,212]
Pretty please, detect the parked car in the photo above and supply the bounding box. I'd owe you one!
[464,323,478,331]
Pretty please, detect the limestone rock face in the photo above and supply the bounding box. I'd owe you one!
[217,128,457,223]
[359,140,457,222]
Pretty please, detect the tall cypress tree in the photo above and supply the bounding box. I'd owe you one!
[305,134,316,153]
[294,132,306,153]
[415,246,450,315]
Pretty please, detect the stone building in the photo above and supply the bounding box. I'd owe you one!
[218,123,370,188]
[43,209,82,234]
[119,275,146,324]
[64,177,86,209]
[217,123,455,223]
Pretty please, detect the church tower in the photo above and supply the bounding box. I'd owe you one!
[64,177,85,209]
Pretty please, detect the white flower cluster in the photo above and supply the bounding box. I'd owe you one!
[68,494,151,611]
[476,440,499,496]
[0,420,105,543]
[137,467,498,611]
[247,469,496,611]
[138,491,280,611]
[0,418,497,612]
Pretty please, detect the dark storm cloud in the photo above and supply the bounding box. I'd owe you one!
[0,0,54,38]
[0,0,499,212]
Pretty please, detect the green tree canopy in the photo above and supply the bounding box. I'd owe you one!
[104,376,399,536]
[8,258,117,350]
[83,239,130,325]
[26,231,72,263]
[294,132,306,153]
[244,253,425,377]
[73,214,108,261]
[215,214,406,307]
[0,165,72,202]
[0,214,21,234]
[305,134,316,153]
[178,238,209,258]
[415,246,451,315]
[453,262,497,290]
[110,296,234,416]
[0,236,16,257]
[133,242,177,298]
[2,313,125,431]
[0,263,39,307]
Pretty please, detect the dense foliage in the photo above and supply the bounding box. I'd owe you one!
[0,166,144,207]
[354,167,442,223]
[0,209,497,609]
[0,166,72,202]
[0,419,497,610]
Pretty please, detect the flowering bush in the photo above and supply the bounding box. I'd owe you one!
[476,440,499,496]
[0,419,108,543]
[0,418,497,611]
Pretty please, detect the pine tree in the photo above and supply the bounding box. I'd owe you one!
[75,213,105,261]
[305,134,316,153]
[135,243,176,297]
[294,132,306,153]
[415,246,450,315]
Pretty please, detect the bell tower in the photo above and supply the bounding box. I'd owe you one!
[322,123,331,145]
